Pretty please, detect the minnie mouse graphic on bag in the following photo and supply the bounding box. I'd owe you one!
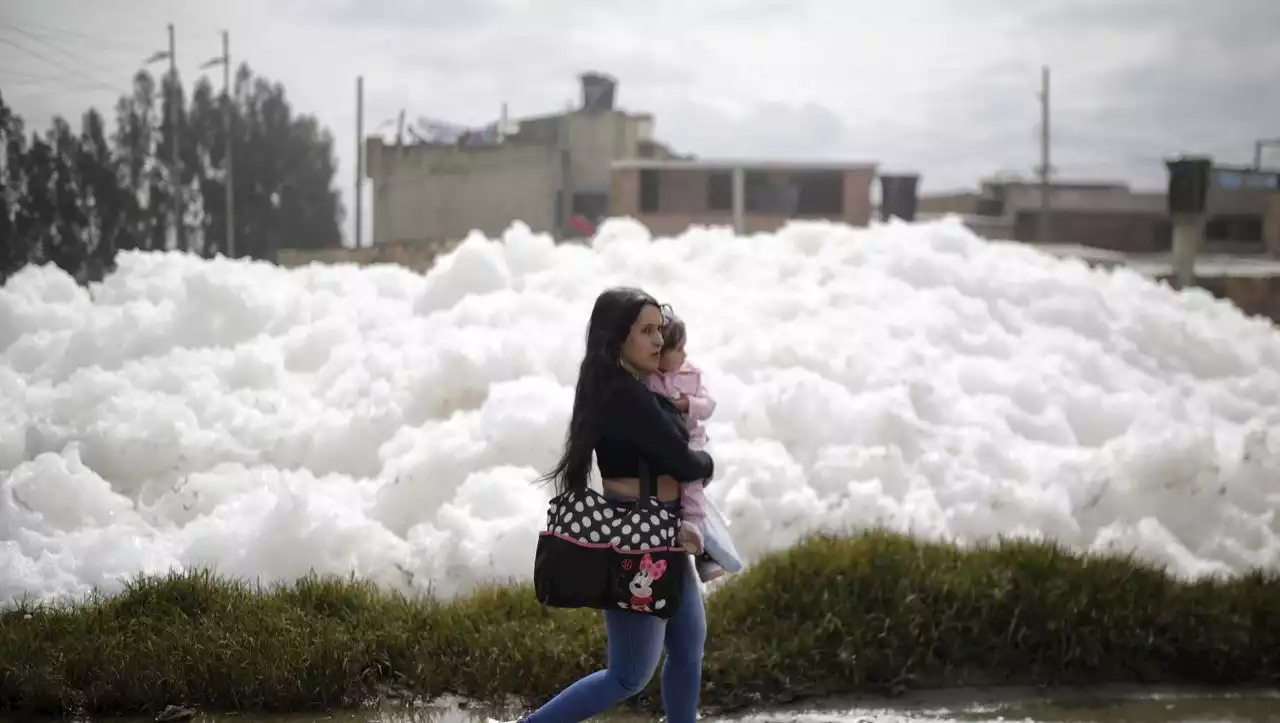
[534,456,688,619]
[621,553,667,613]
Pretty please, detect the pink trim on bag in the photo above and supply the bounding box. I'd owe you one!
[540,530,686,554]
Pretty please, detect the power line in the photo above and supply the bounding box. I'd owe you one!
[1,15,159,52]
[0,72,122,94]
[0,22,126,95]
[0,35,120,96]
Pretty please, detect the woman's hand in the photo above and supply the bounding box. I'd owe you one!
[672,394,690,413]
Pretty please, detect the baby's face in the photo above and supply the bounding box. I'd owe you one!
[659,342,685,373]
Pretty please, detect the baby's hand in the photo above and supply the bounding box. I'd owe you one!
[679,520,704,554]
[673,394,690,413]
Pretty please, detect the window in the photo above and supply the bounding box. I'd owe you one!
[1215,170,1244,189]
[572,191,609,221]
[706,171,731,211]
[1206,214,1264,242]
[793,171,844,216]
[744,171,774,213]
[1245,172,1280,190]
[639,169,660,213]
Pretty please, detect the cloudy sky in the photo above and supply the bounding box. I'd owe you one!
[3,0,1278,246]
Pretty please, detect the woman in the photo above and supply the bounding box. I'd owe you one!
[519,286,716,723]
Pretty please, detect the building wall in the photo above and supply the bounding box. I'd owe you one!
[561,111,648,195]
[918,192,982,215]
[1155,273,1280,325]
[366,140,559,244]
[1013,210,1171,253]
[843,169,876,226]
[934,177,1279,254]
[1266,193,1280,257]
[611,165,875,235]
[365,109,651,245]
[612,167,640,218]
[916,212,1015,241]
[612,211,825,237]
[276,238,463,270]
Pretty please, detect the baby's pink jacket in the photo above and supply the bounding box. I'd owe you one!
[645,360,716,521]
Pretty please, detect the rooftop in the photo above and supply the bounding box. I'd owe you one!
[612,158,878,172]
[1006,242,1280,278]
[1002,186,1168,214]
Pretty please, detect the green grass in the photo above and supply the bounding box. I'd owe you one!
[2,530,1279,718]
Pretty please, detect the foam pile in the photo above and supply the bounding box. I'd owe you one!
[3,217,1279,605]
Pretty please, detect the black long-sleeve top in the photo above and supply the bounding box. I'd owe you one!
[594,371,716,484]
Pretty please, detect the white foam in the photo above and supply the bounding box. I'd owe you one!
[3,216,1280,605]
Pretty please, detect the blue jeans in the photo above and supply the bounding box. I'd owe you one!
[524,494,706,723]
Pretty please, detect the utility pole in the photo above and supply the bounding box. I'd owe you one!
[201,31,234,258]
[1037,65,1051,244]
[146,24,183,252]
[355,75,364,249]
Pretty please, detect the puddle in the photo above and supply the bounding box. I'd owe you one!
[732,686,1280,723]
[8,687,1278,723]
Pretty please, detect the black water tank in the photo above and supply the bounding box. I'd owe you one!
[879,174,920,221]
[1165,156,1213,215]
[580,72,617,112]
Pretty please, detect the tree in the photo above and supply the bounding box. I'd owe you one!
[80,108,125,279]
[0,92,26,281]
[15,132,55,266]
[45,116,88,278]
[1,60,345,286]
[188,76,224,257]
[279,114,343,250]
[212,65,345,261]
[157,69,192,254]
[112,71,160,253]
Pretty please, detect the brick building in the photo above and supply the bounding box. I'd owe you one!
[919,166,1280,256]
[610,158,877,236]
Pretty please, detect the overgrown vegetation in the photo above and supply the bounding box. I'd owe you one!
[2,530,1278,718]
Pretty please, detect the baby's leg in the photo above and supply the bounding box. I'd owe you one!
[681,481,709,524]
[679,481,707,554]
[697,495,743,576]
[687,484,725,581]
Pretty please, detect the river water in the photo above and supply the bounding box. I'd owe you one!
[43,688,1279,723]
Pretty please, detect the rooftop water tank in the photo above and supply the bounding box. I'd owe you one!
[879,174,920,222]
[1165,155,1213,215]
[580,72,617,112]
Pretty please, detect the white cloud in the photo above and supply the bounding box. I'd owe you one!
[3,0,1277,247]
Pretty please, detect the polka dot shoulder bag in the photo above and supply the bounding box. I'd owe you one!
[533,455,688,619]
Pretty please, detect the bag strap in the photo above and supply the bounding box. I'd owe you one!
[639,454,657,500]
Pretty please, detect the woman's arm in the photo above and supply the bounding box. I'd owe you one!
[608,377,715,482]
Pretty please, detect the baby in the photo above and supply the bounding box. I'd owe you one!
[647,307,742,582]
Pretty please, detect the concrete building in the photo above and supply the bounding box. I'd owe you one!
[610,159,877,236]
[919,165,1280,256]
[364,72,680,245]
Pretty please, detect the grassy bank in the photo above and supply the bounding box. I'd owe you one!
[3,530,1279,718]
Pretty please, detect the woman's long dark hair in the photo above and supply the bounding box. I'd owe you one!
[541,286,660,495]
